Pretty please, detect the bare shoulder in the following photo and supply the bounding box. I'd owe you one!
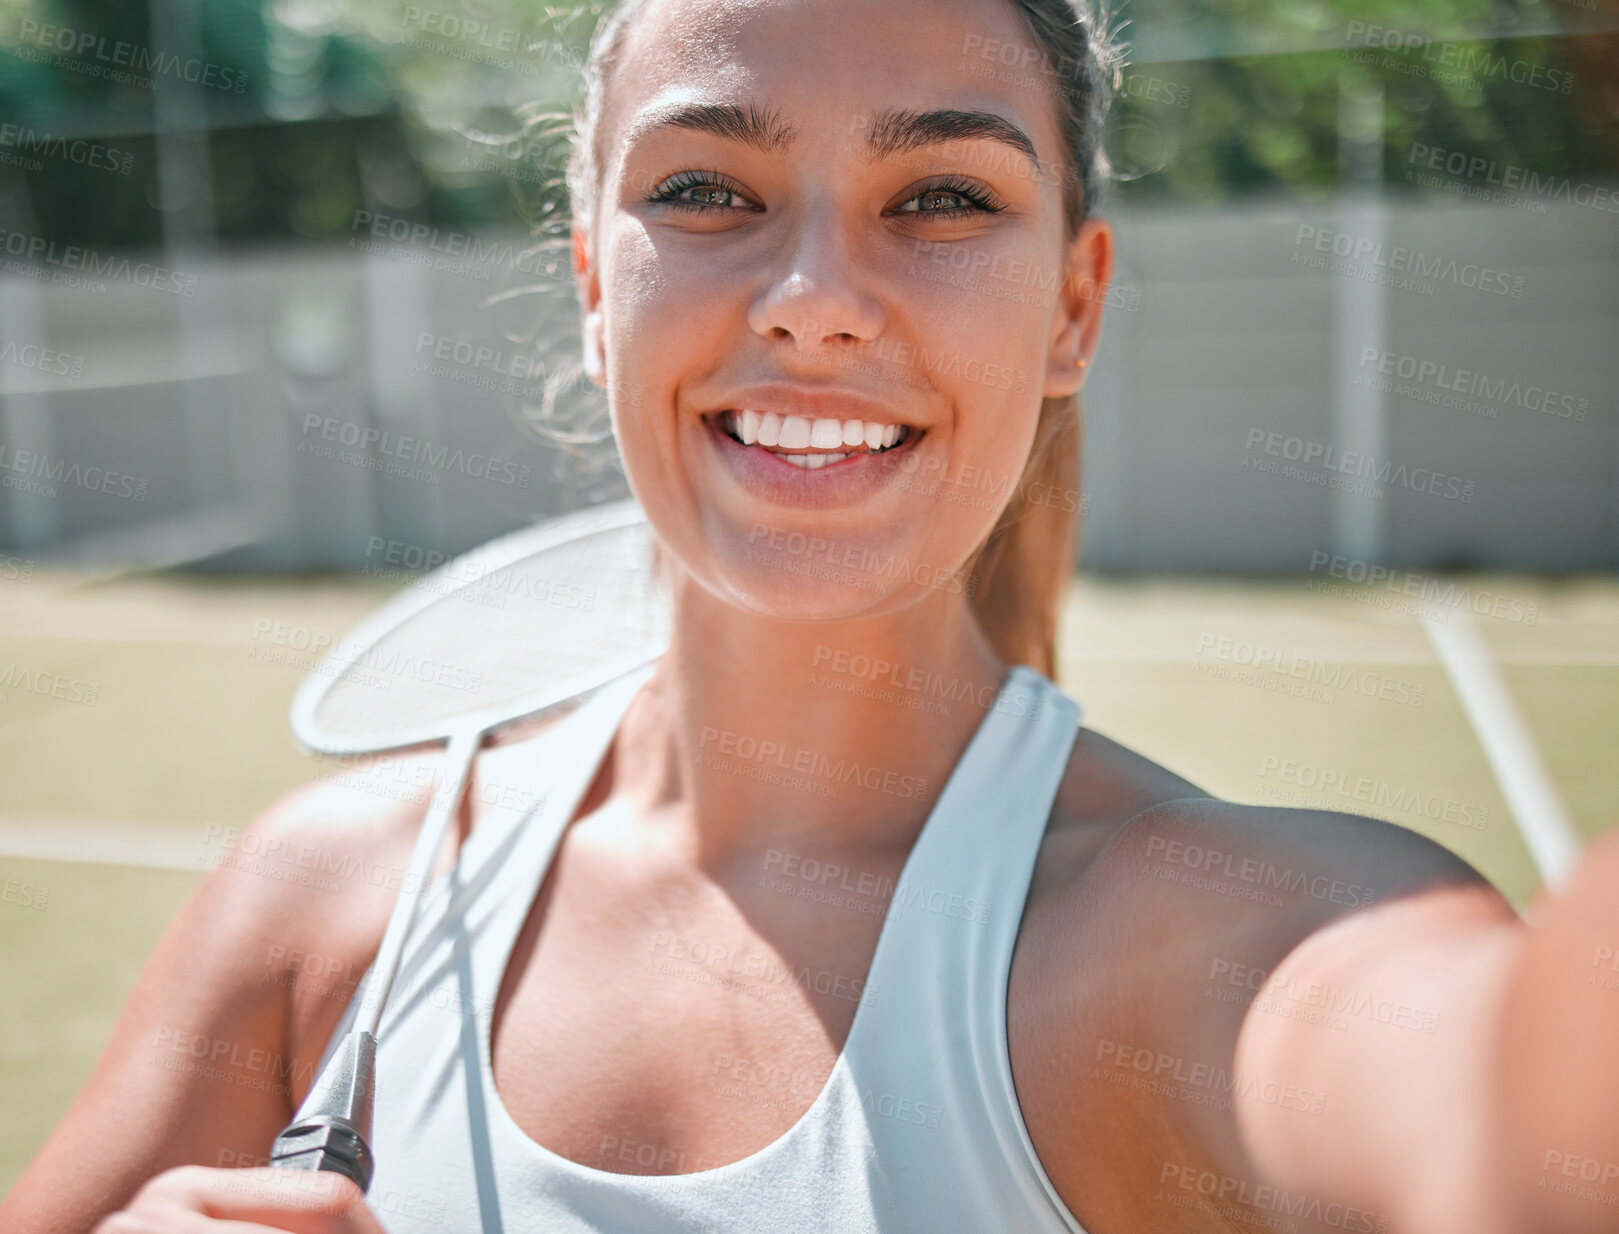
[0,753,439,1230]
[1026,722,1497,922]
[0,709,580,1233]
[1026,724,1212,900]
[1082,793,1498,916]
[1010,730,1509,1233]
[1018,727,1503,1035]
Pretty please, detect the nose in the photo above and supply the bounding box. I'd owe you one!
[747,205,884,353]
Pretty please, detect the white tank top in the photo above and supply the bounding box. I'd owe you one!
[313,662,1091,1234]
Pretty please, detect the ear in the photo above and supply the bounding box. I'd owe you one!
[1042,216,1114,400]
[573,224,607,388]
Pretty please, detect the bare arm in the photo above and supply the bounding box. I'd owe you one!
[1237,827,1619,1234]
[0,769,433,1233]
[1028,798,1508,1233]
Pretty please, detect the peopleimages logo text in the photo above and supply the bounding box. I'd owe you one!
[0,124,133,175]
[1408,143,1619,214]
[1343,21,1574,94]
[0,227,198,296]
[1243,429,1474,503]
[299,415,532,488]
[16,19,249,92]
[349,210,566,280]
[0,444,147,500]
[1358,348,1588,421]
[1294,225,1524,299]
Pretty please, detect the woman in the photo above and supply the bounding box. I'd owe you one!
[7,0,1616,1230]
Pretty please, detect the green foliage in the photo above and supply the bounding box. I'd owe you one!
[0,0,1610,247]
[1102,0,1611,206]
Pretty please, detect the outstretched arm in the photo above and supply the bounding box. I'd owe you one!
[1236,828,1619,1234]
[1025,799,1613,1234]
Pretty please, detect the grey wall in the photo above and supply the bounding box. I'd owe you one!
[2,193,1614,574]
[1083,194,1617,571]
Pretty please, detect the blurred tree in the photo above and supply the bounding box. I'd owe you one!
[0,0,1611,246]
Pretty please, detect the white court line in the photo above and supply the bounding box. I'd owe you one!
[1421,608,1582,892]
[0,817,209,872]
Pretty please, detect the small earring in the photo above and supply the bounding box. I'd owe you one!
[1074,355,1089,369]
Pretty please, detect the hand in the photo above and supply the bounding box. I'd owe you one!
[93,1165,388,1234]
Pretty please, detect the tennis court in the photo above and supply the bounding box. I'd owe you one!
[2,564,1613,1192]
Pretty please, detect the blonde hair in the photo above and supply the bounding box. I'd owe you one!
[559,0,1122,679]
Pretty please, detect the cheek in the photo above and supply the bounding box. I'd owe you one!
[600,227,673,368]
[889,251,1052,391]
[601,218,760,347]
[949,410,1041,517]
[892,253,1046,476]
[599,227,703,463]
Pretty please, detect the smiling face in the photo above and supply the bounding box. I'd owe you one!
[574,0,1110,622]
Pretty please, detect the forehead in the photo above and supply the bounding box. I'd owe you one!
[602,0,1059,157]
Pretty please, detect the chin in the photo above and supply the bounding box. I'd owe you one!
[731,527,973,624]
[729,579,916,625]
[635,482,978,623]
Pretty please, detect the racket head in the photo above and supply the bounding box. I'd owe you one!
[289,498,670,756]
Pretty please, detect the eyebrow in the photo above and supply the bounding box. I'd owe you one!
[624,101,798,156]
[624,101,1041,172]
[865,106,1040,171]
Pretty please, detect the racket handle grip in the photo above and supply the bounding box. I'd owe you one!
[269,1115,374,1192]
[268,1029,377,1193]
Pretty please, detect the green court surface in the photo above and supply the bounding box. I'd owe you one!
[1,567,1615,1194]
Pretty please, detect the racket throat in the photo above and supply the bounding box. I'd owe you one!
[270,1028,377,1191]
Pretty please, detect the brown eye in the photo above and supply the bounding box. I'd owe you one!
[683,185,738,207]
[647,170,761,214]
[891,177,1006,220]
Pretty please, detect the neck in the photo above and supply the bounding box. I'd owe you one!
[607,568,1013,869]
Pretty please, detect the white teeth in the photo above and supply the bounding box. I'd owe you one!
[810,419,845,449]
[723,409,912,456]
[777,415,812,449]
[780,452,850,469]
